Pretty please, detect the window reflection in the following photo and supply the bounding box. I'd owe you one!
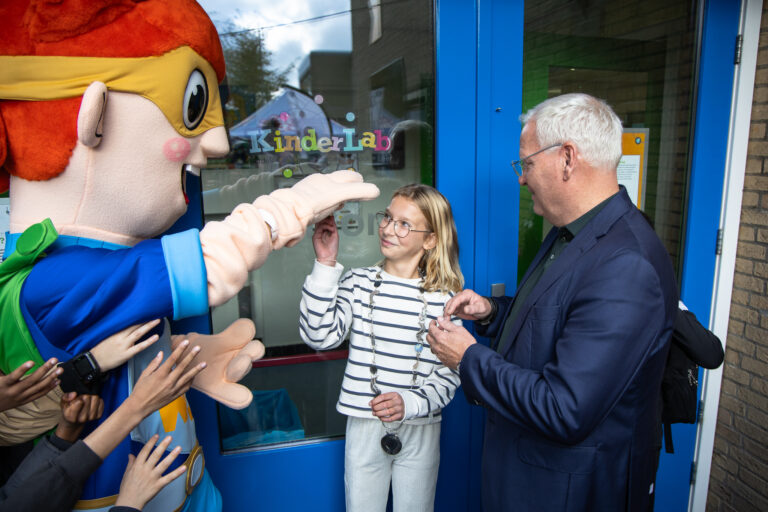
[198,0,435,451]
[520,0,697,282]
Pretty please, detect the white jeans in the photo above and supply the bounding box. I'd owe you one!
[344,416,441,512]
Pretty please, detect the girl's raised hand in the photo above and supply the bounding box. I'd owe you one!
[312,215,339,266]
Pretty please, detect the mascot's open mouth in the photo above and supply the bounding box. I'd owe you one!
[181,164,201,204]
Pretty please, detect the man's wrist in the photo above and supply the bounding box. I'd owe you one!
[477,297,498,325]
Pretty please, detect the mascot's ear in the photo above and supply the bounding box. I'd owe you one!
[77,82,108,148]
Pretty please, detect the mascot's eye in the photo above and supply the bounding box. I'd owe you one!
[183,70,209,130]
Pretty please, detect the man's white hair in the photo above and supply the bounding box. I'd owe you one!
[520,93,623,170]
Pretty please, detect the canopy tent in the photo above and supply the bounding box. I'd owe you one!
[229,86,346,141]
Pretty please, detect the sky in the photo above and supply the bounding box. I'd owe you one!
[198,0,353,86]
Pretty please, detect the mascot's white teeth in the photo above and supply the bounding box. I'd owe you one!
[183,164,201,176]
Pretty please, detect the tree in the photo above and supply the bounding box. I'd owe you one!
[218,22,291,123]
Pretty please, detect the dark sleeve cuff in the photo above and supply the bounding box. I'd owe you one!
[56,440,103,480]
[48,434,75,452]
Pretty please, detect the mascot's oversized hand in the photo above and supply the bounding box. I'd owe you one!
[202,170,380,306]
[253,169,380,248]
[172,319,264,410]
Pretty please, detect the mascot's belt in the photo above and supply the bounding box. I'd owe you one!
[74,444,205,512]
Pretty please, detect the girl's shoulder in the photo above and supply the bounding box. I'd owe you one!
[422,287,456,303]
[340,265,381,287]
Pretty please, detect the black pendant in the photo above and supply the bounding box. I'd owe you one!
[381,432,402,455]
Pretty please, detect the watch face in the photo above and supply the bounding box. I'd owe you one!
[74,355,96,379]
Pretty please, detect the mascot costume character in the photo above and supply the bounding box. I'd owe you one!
[0,0,379,510]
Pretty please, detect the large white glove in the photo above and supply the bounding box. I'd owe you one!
[201,170,379,306]
[171,319,264,410]
[251,169,380,248]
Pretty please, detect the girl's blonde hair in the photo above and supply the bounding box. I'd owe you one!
[392,184,464,293]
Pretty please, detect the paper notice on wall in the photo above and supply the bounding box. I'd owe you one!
[617,155,641,206]
[0,198,9,260]
[620,129,649,209]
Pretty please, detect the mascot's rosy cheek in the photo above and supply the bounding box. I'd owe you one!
[164,138,191,162]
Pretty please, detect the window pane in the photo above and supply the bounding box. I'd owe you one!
[198,0,435,451]
[519,0,697,283]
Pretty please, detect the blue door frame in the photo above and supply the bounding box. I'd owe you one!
[175,0,740,510]
[655,0,741,510]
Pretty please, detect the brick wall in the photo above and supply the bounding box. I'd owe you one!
[706,5,768,511]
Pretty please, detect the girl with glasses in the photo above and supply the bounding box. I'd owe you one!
[299,184,463,512]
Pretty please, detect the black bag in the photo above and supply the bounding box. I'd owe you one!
[660,343,699,453]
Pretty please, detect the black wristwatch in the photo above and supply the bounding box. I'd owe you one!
[59,352,105,395]
[477,297,498,326]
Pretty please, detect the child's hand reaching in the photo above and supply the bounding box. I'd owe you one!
[114,434,187,510]
[312,215,339,266]
[0,358,62,413]
[90,319,162,372]
[56,393,104,443]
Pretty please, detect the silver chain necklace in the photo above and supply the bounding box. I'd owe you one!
[368,268,428,455]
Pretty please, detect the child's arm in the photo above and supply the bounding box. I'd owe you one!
[82,340,204,459]
[299,262,355,351]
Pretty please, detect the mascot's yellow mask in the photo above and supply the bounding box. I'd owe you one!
[0,46,224,138]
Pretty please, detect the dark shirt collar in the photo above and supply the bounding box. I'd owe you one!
[559,191,618,239]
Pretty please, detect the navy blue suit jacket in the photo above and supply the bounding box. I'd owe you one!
[462,189,678,511]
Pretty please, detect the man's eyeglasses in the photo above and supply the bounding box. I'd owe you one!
[376,212,431,238]
[510,143,562,179]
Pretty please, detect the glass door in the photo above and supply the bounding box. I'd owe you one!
[183,2,479,510]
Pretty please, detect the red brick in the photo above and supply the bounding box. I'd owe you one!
[740,210,768,227]
[744,324,768,344]
[736,257,755,274]
[748,293,768,310]
[725,364,752,386]
[742,191,760,207]
[750,120,768,138]
[736,242,766,260]
[732,289,750,305]
[729,319,746,336]
[744,175,768,191]
[733,273,765,293]
[740,225,756,241]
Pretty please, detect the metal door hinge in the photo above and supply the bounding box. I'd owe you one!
[690,461,697,485]
[735,34,743,65]
[716,228,723,255]
[697,399,705,423]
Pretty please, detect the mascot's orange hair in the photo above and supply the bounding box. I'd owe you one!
[0,0,226,193]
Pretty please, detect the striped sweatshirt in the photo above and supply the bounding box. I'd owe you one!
[299,261,461,424]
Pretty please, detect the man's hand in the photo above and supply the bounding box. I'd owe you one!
[127,340,206,418]
[174,319,264,410]
[427,316,477,370]
[0,358,62,413]
[90,319,162,372]
[114,434,187,510]
[444,289,493,321]
[370,392,404,422]
[56,393,104,443]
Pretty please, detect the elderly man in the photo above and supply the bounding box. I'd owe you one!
[428,93,678,511]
